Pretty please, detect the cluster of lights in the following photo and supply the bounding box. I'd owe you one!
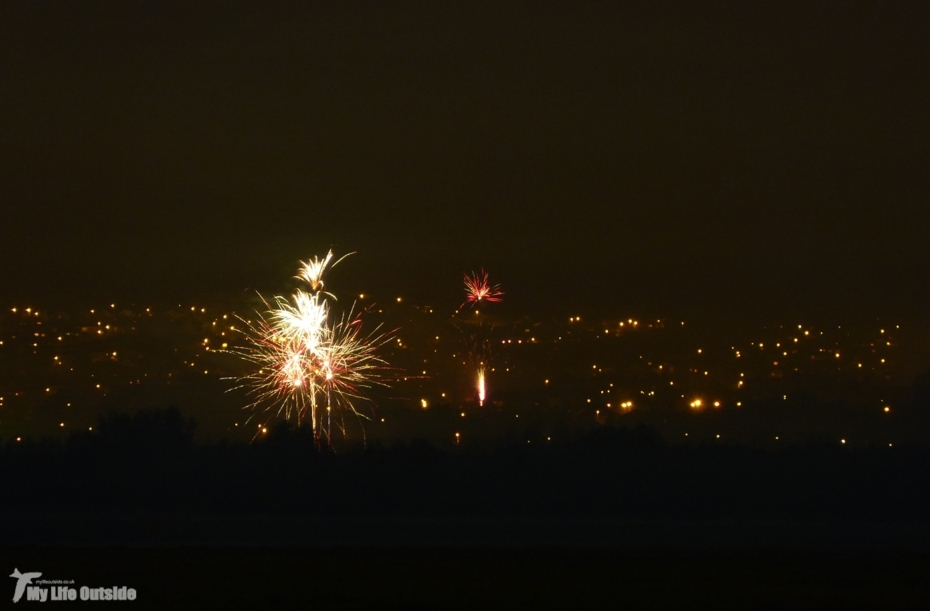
[0,297,910,445]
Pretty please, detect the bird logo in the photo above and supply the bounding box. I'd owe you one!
[10,569,42,603]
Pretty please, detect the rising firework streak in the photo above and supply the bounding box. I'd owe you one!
[477,367,486,407]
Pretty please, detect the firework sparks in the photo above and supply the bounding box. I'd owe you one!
[296,250,353,295]
[230,252,392,442]
[462,268,503,309]
[477,366,486,406]
[269,290,329,348]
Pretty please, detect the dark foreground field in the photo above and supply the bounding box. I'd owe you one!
[1,546,928,610]
[4,412,930,608]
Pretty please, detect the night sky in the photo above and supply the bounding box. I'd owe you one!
[2,1,928,321]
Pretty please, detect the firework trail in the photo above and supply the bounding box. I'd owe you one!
[229,252,392,443]
[461,268,503,310]
[477,366,486,407]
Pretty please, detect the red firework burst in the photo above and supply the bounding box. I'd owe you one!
[462,268,503,308]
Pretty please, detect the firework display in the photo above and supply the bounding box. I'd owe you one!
[459,268,503,406]
[231,251,392,441]
[296,250,354,297]
[461,269,504,310]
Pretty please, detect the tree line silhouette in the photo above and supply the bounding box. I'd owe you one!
[2,406,929,522]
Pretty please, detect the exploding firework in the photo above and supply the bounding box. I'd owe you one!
[296,250,353,296]
[269,290,329,348]
[462,268,503,309]
[229,252,392,442]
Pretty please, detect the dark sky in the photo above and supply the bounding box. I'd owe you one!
[2,1,928,321]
